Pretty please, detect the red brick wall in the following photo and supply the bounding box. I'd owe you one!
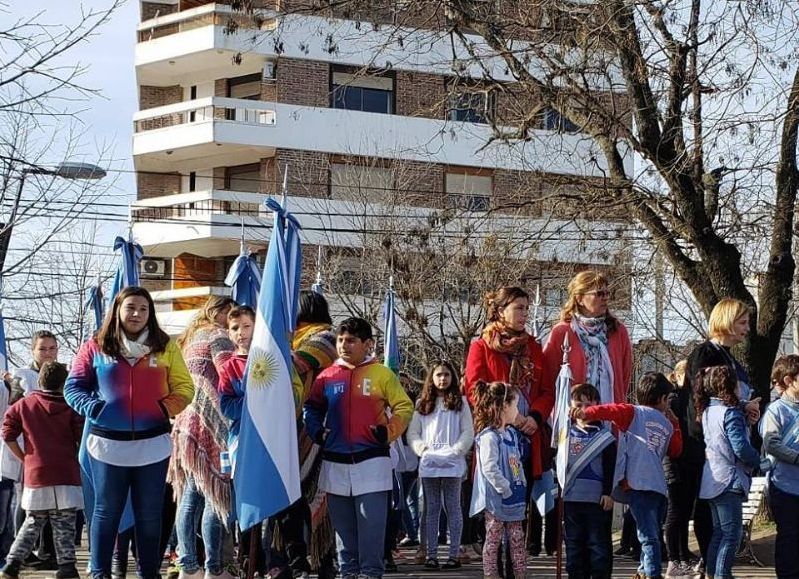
[400,160,445,208]
[139,85,183,110]
[395,71,445,119]
[137,172,181,200]
[263,149,330,198]
[275,58,329,107]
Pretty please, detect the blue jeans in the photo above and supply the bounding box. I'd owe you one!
[563,501,612,579]
[771,484,799,579]
[176,475,224,574]
[327,491,389,578]
[0,479,15,563]
[628,490,667,578]
[89,457,169,579]
[399,471,419,542]
[707,490,744,579]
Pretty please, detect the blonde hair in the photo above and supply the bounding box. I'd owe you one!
[559,270,619,332]
[707,298,750,340]
[668,360,688,387]
[176,295,236,349]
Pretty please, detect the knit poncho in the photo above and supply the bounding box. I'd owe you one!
[168,325,235,520]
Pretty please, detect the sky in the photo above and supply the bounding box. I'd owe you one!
[9,0,139,206]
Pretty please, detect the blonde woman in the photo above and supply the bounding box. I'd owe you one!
[170,296,237,579]
[542,271,633,405]
[678,298,761,577]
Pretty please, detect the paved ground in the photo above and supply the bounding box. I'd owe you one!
[16,529,778,579]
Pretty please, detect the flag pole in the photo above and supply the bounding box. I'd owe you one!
[532,283,541,340]
[556,332,570,579]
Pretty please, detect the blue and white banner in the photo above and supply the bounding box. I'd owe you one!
[233,198,302,530]
[383,285,400,374]
[109,236,143,302]
[225,252,262,308]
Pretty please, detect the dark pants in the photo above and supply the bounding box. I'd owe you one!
[665,477,696,563]
[620,509,640,552]
[89,457,169,579]
[529,498,558,555]
[563,502,612,579]
[770,485,799,579]
[270,497,311,574]
[0,479,15,562]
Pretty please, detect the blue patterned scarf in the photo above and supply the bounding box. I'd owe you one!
[571,315,614,404]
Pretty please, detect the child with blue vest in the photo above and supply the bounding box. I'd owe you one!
[695,365,763,579]
[469,381,527,579]
[762,355,799,579]
[570,372,682,579]
[563,383,616,579]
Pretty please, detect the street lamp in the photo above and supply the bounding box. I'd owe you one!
[0,161,107,271]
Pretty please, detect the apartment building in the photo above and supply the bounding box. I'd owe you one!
[131,0,633,335]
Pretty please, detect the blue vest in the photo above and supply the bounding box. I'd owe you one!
[471,428,527,521]
[766,397,799,496]
[563,423,610,503]
[700,401,751,499]
[611,406,672,503]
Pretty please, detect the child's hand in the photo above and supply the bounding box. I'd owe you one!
[568,407,585,421]
[745,398,761,424]
[599,495,614,511]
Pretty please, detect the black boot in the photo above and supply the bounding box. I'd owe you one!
[55,563,80,579]
[112,556,127,579]
[0,560,21,579]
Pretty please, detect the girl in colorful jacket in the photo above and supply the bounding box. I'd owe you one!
[407,360,474,570]
[65,286,194,579]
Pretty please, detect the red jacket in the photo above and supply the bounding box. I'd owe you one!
[464,335,554,478]
[543,320,633,404]
[2,391,83,488]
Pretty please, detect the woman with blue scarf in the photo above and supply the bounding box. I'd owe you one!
[543,271,633,406]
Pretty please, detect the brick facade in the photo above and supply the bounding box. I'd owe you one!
[139,85,183,110]
[262,149,330,198]
[395,71,445,118]
[137,172,181,200]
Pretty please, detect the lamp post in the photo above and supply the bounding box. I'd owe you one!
[0,162,106,272]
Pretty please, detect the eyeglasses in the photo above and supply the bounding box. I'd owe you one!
[584,290,611,298]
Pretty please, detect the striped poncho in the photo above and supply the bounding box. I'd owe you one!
[168,325,235,520]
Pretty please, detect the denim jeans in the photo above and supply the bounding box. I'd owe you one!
[89,456,169,579]
[399,471,419,542]
[176,475,224,574]
[563,501,612,579]
[327,491,389,578]
[0,479,15,563]
[627,490,667,578]
[771,484,799,579]
[707,490,745,579]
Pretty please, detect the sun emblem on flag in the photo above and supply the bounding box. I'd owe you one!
[248,347,279,389]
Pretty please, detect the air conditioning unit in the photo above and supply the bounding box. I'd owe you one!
[262,61,276,80]
[140,258,166,278]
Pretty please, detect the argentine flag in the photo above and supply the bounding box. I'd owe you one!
[232,198,302,530]
[0,307,7,373]
[383,282,400,374]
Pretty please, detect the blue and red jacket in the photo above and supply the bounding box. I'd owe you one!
[65,339,194,439]
[303,357,413,461]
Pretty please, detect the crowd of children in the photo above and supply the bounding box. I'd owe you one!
[0,282,797,579]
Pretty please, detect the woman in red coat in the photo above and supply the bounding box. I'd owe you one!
[464,286,554,480]
[543,270,633,405]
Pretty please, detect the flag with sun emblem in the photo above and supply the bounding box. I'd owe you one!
[232,198,302,530]
[552,332,573,490]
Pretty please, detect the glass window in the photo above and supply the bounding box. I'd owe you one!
[225,164,260,192]
[448,92,492,124]
[331,70,394,114]
[541,107,580,133]
[445,172,492,212]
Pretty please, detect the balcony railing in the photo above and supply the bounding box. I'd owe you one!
[137,3,279,43]
[131,190,269,222]
[133,97,277,133]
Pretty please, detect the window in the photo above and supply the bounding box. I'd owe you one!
[225,163,260,192]
[228,73,262,100]
[448,91,493,124]
[330,162,394,202]
[331,70,394,114]
[541,107,580,133]
[445,171,492,212]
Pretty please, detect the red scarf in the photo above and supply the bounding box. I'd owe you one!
[481,322,535,393]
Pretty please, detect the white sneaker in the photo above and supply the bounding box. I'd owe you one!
[178,570,204,579]
[204,572,236,579]
[665,562,688,577]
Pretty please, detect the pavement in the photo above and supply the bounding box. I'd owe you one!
[17,531,778,579]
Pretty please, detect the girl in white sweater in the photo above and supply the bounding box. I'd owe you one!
[407,361,474,570]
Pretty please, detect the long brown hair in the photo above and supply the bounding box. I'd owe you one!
[484,287,529,323]
[559,270,619,332]
[472,380,518,432]
[97,286,170,358]
[417,360,463,416]
[176,295,236,349]
[693,365,739,418]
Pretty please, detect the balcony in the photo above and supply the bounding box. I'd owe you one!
[132,97,276,172]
